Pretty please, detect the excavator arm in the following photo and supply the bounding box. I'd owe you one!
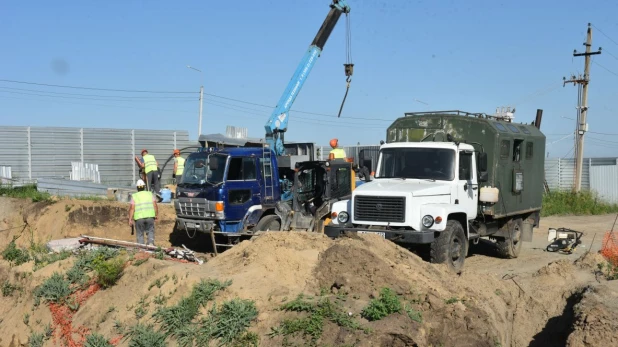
[264,0,352,156]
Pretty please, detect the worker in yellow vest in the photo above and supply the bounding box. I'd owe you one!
[173,149,185,183]
[139,149,160,193]
[328,138,347,160]
[128,179,158,246]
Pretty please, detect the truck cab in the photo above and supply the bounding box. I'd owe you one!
[327,141,486,242]
[174,147,285,235]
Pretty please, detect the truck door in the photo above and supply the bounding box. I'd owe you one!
[225,157,260,223]
[457,150,478,219]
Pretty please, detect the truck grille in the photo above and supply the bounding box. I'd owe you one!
[354,196,405,223]
[176,199,210,218]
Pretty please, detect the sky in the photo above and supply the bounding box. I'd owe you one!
[1,0,618,158]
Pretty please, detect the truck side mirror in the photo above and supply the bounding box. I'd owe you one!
[478,152,488,172]
[477,152,488,182]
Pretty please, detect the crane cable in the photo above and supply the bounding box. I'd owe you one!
[338,12,353,118]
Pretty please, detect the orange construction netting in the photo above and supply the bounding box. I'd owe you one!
[601,230,618,267]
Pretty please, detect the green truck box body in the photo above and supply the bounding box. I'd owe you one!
[386,111,546,219]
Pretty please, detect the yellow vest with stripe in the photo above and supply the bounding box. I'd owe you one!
[143,154,157,174]
[133,191,156,220]
[175,156,185,175]
[330,148,346,159]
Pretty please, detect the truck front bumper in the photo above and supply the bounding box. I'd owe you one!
[176,218,215,233]
[324,225,435,244]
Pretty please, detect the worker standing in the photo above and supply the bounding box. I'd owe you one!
[328,138,347,160]
[128,179,158,246]
[172,149,185,183]
[139,149,160,193]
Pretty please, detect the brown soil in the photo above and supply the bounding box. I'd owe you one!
[0,197,617,347]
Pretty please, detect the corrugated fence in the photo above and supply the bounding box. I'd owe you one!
[0,126,195,188]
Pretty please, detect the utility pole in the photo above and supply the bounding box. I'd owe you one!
[199,85,204,137]
[563,23,601,192]
[187,65,204,138]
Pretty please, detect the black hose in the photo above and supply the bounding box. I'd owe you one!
[157,146,203,176]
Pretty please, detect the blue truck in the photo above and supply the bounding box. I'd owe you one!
[174,0,359,253]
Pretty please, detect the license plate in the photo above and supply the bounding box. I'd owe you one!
[357,231,386,238]
[186,223,196,229]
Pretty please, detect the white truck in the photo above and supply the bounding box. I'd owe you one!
[324,110,546,272]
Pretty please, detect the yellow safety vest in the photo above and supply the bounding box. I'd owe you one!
[330,148,346,159]
[133,191,156,220]
[175,156,185,175]
[143,154,158,174]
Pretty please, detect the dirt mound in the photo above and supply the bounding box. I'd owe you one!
[0,197,177,251]
[1,197,618,346]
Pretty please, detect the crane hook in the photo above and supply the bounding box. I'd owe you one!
[338,63,354,118]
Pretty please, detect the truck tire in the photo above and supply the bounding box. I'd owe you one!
[254,215,281,232]
[496,218,523,259]
[430,220,468,273]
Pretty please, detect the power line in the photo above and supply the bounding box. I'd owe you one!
[0,79,197,94]
[591,23,618,46]
[589,131,618,136]
[593,61,618,77]
[0,95,196,114]
[0,86,196,99]
[602,48,618,61]
[0,90,195,103]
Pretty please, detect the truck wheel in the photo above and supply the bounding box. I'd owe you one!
[496,218,523,259]
[430,220,468,273]
[254,215,281,232]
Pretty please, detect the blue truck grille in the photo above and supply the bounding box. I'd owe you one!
[354,196,406,223]
[176,199,209,218]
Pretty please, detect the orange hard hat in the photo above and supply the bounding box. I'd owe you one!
[173,149,180,155]
[329,138,338,148]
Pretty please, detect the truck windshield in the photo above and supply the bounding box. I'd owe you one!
[179,154,227,186]
[377,148,455,181]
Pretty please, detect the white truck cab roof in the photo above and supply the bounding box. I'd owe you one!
[380,142,475,151]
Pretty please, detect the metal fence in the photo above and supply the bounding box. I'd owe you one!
[0,126,195,188]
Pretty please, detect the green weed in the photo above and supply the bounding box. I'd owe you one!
[27,331,47,347]
[207,298,259,345]
[445,297,460,304]
[94,256,125,288]
[32,250,72,271]
[134,295,150,320]
[84,333,113,347]
[33,272,71,305]
[125,323,167,347]
[1,240,30,266]
[154,278,231,337]
[132,258,149,267]
[404,304,423,323]
[23,313,30,326]
[1,280,21,297]
[361,288,402,321]
[597,261,618,280]
[0,184,52,203]
[148,275,169,290]
[271,294,365,344]
[542,190,618,216]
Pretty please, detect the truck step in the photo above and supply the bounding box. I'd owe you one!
[468,232,480,240]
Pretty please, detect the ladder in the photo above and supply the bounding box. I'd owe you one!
[262,144,275,202]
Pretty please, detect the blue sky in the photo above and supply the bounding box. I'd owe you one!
[1,0,618,158]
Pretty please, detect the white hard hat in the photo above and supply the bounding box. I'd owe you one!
[136,179,146,187]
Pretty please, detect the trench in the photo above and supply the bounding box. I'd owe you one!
[523,286,589,347]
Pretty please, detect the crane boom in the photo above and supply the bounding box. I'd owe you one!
[264,0,351,156]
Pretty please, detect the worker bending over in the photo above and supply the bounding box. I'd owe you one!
[328,138,347,160]
[173,149,185,182]
[128,179,158,246]
[139,149,160,193]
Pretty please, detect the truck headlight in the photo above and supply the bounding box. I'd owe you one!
[337,211,349,223]
[422,215,434,228]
